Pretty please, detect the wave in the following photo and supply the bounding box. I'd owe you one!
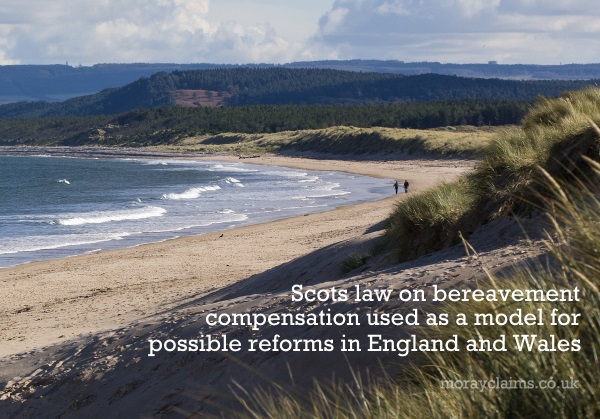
[209,164,257,173]
[262,170,309,178]
[188,212,248,228]
[223,177,244,187]
[161,185,221,200]
[292,184,351,200]
[0,232,130,255]
[140,212,248,233]
[298,176,320,183]
[300,190,351,199]
[58,179,71,184]
[245,204,328,216]
[55,206,166,226]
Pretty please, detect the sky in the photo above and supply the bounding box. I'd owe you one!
[1,0,599,66]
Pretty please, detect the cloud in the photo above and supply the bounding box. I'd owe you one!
[319,7,350,35]
[0,0,598,65]
[0,0,302,64]
[207,22,299,63]
[312,0,600,64]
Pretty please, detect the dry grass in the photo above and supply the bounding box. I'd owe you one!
[384,88,600,261]
[384,177,482,262]
[171,89,230,107]
[153,125,497,158]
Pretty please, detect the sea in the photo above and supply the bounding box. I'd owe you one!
[0,155,391,268]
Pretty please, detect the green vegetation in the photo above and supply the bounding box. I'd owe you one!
[3,62,600,105]
[0,99,523,150]
[8,66,590,148]
[384,178,482,261]
[341,252,372,274]
[385,87,600,261]
[233,88,600,418]
[0,67,595,118]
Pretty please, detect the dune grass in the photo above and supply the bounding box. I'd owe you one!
[397,158,600,418]
[156,125,496,158]
[232,89,600,418]
[384,177,482,262]
[384,88,600,262]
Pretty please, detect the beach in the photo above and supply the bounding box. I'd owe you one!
[0,154,473,357]
[3,152,544,417]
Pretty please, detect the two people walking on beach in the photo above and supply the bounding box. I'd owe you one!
[393,180,410,194]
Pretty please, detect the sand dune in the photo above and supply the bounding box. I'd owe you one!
[0,153,544,417]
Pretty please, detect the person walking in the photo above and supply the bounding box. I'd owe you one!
[393,180,399,194]
[403,180,409,193]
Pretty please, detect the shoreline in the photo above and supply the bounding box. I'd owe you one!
[0,149,474,358]
[0,152,391,269]
[0,148,474,270]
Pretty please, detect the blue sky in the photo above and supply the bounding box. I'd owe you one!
[1,0,599,65]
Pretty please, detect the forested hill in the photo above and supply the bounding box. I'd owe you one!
[0,68,596,119]
[2,61,600,105]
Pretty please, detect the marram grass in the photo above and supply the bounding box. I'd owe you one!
[384,88,600,262]
[405,158,600,418]
[160,125,496,158]
[341,252,372,274]
[384,177,481,262]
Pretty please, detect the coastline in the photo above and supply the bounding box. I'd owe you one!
[0,149,473,357]
[0,152,393,269]
[0,145,476,180]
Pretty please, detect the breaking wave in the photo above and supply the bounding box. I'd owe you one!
[0,232,130,255]
[161,185,221,200]
[223,177,244,187]
[55,206,166,226]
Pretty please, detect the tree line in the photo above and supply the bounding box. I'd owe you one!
[0,99,530,146]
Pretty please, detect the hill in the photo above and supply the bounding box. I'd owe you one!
[0,68,596,119]
[287,60,600,80]
[2,61,600,105]
[0,63,241,105]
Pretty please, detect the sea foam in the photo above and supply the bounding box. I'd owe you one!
[0,232,129,255]
[56,206,167,226]
[161,185,221,200]
[223,177,244,187]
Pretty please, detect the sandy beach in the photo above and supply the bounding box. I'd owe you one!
[0,154,472,357]
[1,152,546,417]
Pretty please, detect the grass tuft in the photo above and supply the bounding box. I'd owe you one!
[384,177,482,262]
[341,252,372,274]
